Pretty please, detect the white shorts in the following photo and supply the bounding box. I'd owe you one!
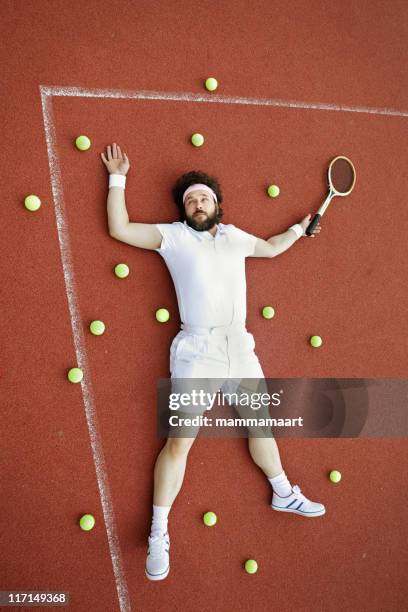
[169,321,268,417]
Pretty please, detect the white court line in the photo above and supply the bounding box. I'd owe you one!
[41,85,408,116]
[40,89,131,612]
[38,84,408,612]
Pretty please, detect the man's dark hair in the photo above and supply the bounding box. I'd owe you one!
[171,170,224,222]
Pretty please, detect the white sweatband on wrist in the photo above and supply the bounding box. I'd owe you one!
[288,224,304,239]
[109,174,126,189]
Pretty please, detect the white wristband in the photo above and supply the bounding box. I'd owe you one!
[288,224,304,239]
[109,173,126,189]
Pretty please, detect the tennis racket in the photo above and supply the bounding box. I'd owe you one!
[306,155,356,236]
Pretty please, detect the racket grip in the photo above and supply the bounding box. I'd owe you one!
[306,213,321,236]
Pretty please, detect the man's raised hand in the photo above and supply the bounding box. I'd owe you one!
[300,214,321,238]
[101,143,130,176]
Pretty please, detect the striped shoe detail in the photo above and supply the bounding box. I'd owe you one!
[271,484,325,517]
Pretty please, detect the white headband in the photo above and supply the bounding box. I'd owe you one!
[182,183,218,205]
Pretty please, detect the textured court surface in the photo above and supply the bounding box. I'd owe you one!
[2,1,408,610]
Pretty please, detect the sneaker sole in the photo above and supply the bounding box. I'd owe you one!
[145,565,170,581]
[271,505,326,517]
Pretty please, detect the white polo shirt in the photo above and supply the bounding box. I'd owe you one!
[154,220,257,327]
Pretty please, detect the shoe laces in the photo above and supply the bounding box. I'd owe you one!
[148,532,168,558]
[291,484,306,501]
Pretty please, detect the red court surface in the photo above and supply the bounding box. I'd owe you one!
[2,1,408,611]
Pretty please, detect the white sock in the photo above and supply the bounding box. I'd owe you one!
[268,470,292,497]
[150,504,171,537]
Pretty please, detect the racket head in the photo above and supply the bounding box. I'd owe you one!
[327,155,356,196]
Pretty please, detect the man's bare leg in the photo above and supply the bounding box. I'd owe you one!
[145,436,198,580]
[153,437,196,506]
[233,387,292,496]
[247,435,283,479]
[247,434,326,517]
[148,385,207,544]
[247,434,295,499]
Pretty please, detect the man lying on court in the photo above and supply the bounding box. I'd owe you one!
[101,142,325,582]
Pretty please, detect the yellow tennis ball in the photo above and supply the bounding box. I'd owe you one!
[24,195,41,211]
[191,133,204,147]
[89,320,105,335]
[267,185,280,198]
[310,335,323,348]
[203,511,217,526]
[79,514,95,531]
[262,306,275,319]
[114,263,129,278]
[329,470,341,483]
[244,559,258,574]
[75,135,91,151]
[205,77,218,91]
[67,367,83,383]
[156,308,170,323]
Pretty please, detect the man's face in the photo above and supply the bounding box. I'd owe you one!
[184,190,218,231]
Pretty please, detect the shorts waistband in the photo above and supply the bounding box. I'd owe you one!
[180,321,247,336]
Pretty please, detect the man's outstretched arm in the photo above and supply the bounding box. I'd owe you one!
[102,143,162,250]
[250,213,320,258]
[107,186,162,250]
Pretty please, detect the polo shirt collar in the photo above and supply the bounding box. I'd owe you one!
[183,220,226,240]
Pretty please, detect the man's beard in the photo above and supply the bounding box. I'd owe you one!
[185,208,218,231]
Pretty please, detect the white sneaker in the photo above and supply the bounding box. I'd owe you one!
[271,484,326,517]
[145,532,170,581]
